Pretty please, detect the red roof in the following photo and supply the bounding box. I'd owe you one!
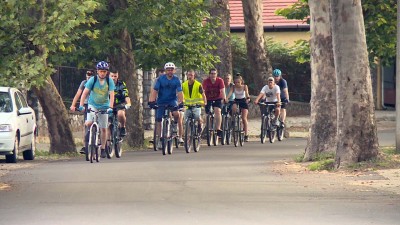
[229,0,309,30]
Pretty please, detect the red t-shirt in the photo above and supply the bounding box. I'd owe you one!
[202,77,225,100]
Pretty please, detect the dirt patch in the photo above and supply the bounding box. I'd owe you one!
[273,160,400,195]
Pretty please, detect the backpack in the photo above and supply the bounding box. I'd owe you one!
[90,75,110,91]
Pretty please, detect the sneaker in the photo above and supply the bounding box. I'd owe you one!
[178,137,184,144]
[79,147,85,154]
[120,127,126,137]
[101,148,106,158]
[244,135,249,142]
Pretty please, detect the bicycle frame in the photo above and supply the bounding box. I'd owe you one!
[87,108,108,163]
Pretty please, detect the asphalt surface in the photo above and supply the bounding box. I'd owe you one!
[0,130,399,225]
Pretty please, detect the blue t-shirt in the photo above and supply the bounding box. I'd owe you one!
[85,75,115,110]
[276,78,288,100]
[154,75,182,105]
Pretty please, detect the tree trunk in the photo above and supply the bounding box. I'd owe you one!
[32,77,76,154]
[330,0,379,168]
[304,0,337,161]
[108,0,144,147]
[396,0,400,153]
[209,0,233,76]
[241,0,272,91]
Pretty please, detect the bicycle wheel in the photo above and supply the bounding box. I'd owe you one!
[206,115,212,146]
[153,124,158,151]
[268,117,276,143]
[212,126,218,146]
[233,115,239,147]
[193,121,200,152]
[184,119,193,153]
[260,116,266,144]
[221,115,226,145]
[167,138,173,154]
[239,117,244,147]
[225,116,232,145]
[106,124,114,159]
[89,125,97,163]
[95,145,100,162]
[161,119,169,155]
[277,119,284,141]
[174,136,179,149]
[114,125,122,158]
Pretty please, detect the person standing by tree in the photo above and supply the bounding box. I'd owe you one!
[182,70,207,133]
[70,70,93,154]
[79,61,115,158]
[110,71,131,137]
[202,68,226,137]
[148,62,184,149]
[272,69,289,126]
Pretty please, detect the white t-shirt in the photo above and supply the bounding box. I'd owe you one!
[260,85,280,102]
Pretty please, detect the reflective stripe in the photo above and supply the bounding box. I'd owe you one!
[182,80,204,106]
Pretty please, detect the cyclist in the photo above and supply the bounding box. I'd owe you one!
[226,75,251,142]
[223,74,235,115]
[272,69,289,126]
[148,62,184,150]
[254,77,281,126]
[202,68,225,137]
[110,71,131,137]
[70,70,93,154]
[182,69,207,133]
[78,61,115,158]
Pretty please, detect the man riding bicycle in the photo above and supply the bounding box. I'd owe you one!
[110,71,131,137]
[79,61,115,158]
[202,68,226,137]
[254,77,281,126]
[272,69,289,126]
[182,70,207,134]
[148,62,184,150]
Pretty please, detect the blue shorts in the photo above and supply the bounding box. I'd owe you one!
[156,102,178,122]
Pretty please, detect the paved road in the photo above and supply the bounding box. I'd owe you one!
[1,131,399,225]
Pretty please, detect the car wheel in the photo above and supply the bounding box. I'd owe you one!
[6,136,18,163]
[23,133,36,160]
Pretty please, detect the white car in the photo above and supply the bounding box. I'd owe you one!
[0,87,36,163]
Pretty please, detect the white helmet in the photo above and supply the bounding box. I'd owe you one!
[164,62,176,69]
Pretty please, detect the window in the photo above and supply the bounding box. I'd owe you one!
[0,92,12,112]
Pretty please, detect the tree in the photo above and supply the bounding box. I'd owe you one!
[304,0,337,161]
[209,0,233,76]
[241,0,272,91]
[397,0,400,153]
[330,0,378,168]
[0,0,98,154]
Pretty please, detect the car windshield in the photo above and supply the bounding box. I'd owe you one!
[0,92,12,113]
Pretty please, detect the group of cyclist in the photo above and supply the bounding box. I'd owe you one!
[70,61,131,158]
[147,62,290,150]
[70,60,290,156]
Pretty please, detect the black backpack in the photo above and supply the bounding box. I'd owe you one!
[90,75,110,91]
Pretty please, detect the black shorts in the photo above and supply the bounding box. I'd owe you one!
[205,99,222,114]
[234,98,249,110]
[281,98,288,109]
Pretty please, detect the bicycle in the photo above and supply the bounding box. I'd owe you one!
[183,104,202,153]
[152,104,179,155]
[221,103,232,145]
[258,102,282,143]
[86,108,108,163]
[106,104,126,159]
[232,100,245,147]
[205,101,219,146]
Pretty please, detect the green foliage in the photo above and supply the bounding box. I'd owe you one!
[0,0,99,88]
[275,0,397,66]
[308,159,335,171]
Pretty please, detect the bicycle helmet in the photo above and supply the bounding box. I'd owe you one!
[96,61,109,70]
[164,62,176,69]
[272,69,281,77]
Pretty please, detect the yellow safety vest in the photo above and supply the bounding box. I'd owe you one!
[182,80,204,106]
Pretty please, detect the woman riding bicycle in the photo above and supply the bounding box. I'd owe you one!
[254,77,281,126]
[226,75,251,142]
